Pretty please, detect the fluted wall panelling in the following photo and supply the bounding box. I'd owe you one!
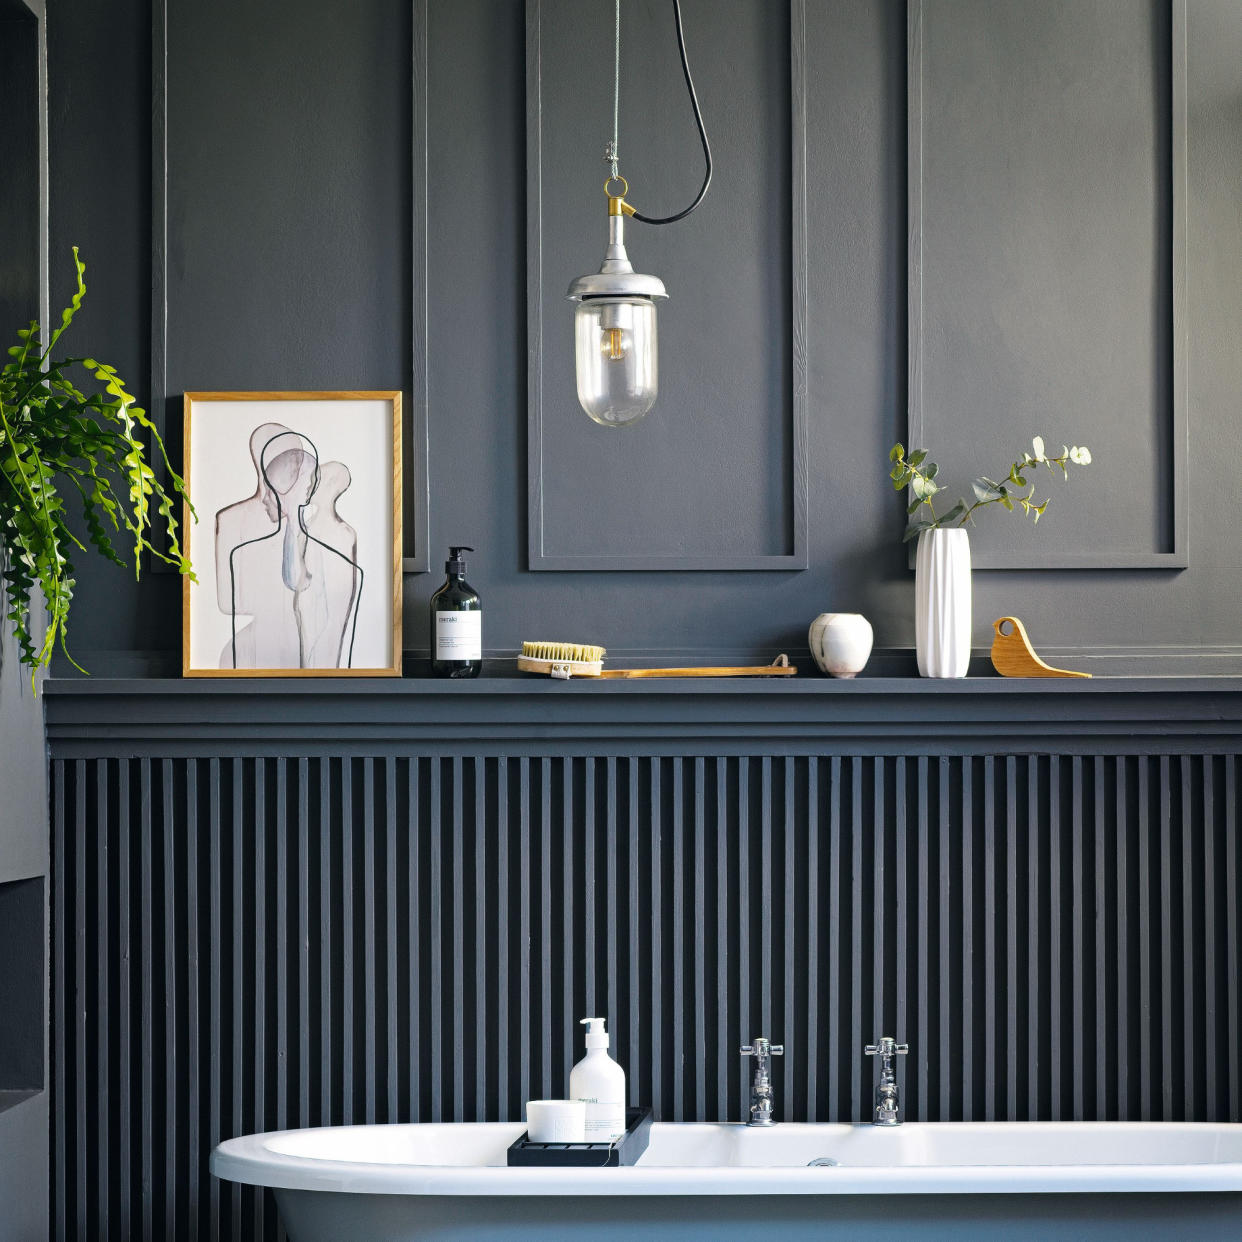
[52,751,1242,1240]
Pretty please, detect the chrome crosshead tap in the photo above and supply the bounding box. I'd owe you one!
[864,1036,909,1126]
[740,1036,784,1127]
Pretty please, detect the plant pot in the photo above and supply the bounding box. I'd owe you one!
[915,528,971,678]
[808,612,874,678]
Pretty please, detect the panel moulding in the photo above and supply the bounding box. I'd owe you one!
[907,0,1189,570]
[526,0,809,571]
[148,0,431,573]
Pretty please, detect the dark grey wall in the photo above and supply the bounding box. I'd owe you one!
[0,2,50,1237]
[34,7,1242,1239]
[0,646,50,1242]
[43,0,1242,674]
[1,0,51,883]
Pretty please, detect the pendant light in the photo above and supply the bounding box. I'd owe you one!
[567,0,712,428]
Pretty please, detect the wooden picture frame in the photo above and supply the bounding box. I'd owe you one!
[182,391,403,677]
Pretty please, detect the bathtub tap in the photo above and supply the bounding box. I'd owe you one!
[740,1036,784,1126]
[864,1036,909,1126]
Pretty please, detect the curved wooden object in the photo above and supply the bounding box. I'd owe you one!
[991,617,1091,679]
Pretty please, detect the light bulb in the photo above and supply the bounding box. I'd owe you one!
[574,297,658,428]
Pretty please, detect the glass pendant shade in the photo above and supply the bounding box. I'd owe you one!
[570,0,710,428]
[567,202,666,428]
[574,297,658,428]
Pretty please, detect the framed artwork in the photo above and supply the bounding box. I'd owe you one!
[182,391,403,677]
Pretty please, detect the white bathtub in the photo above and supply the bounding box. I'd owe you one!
[212,1120,1242,1241]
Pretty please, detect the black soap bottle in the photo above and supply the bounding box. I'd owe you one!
[430,546,483,678]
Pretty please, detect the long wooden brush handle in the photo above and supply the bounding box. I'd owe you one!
[600,664,797,679]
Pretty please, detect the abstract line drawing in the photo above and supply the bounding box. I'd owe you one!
[214,425,363,670]
[184,391,401,679]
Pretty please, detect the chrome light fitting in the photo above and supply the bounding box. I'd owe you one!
[567,0,712,428]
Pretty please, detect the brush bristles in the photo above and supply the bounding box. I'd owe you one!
[521,640,606,664]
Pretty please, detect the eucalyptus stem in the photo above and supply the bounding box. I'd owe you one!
[889,436,1092,543]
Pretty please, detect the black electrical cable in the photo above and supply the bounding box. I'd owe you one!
[631,0,712,226]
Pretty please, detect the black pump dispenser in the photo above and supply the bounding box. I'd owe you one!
[430,545,482,678]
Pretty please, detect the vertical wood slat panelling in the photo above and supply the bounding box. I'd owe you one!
[51,753,1242,1241]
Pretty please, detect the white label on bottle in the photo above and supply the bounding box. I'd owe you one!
[581,1100,626,1141]
[435,611,481,660]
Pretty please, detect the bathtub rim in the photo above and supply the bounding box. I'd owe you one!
[210,1121,1242,1197]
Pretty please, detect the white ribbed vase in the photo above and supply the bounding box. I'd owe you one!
[915,528,971,678]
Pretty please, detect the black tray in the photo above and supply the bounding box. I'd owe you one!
[507,1107,653,1167]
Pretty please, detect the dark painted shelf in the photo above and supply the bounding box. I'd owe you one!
[42,673,1242,695]
[43,671,1242,758]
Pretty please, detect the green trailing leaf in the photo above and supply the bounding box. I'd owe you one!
[889,443,904,462]
[0,248,196,685]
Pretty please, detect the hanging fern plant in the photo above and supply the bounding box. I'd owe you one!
[0,248,194,682]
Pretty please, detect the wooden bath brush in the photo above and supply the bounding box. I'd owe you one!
[990,617,1090,679]
[518,641,797,680]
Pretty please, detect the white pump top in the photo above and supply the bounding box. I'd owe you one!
[580,1016,610,1049]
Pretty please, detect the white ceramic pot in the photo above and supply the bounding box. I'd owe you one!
[808,612,874,678]
[914,528,971,678]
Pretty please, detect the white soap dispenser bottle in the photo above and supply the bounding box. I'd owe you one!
[569,1017,626,1141]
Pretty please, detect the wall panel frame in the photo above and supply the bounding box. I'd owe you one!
[149,0,431,573]
[908,0,1188,569]
[526,0,809,571]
